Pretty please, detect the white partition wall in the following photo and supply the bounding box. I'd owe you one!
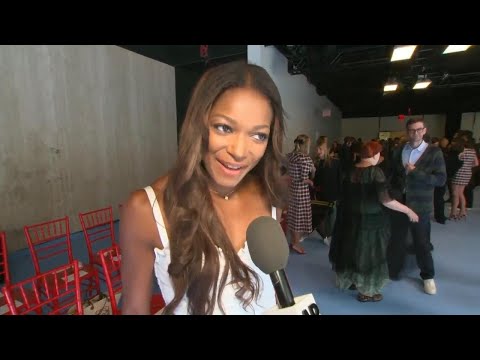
[461,112,480,140]
[248,45,342,154]
[342,114,447,140]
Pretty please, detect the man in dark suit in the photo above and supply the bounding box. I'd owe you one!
[387,118,446,295]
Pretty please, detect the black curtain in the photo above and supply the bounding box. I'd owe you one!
[445,111,461,140]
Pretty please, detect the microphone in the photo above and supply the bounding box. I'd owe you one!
[246,216,320,315]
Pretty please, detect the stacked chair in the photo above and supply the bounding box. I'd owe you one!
[24,216,100,300]
[2,260,83,315]
[2,204,166,315]
[98,244,166,315]
[78,206,117,282]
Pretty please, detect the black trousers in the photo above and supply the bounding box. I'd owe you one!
[462,166,479,208]
[464,184,474,209]
[433,185,447,222]
[387,211,435,280]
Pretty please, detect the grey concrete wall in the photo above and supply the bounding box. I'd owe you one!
[0,45,177,251]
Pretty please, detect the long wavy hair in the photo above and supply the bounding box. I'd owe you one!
[162,61,287,315]
[315,135,332,168]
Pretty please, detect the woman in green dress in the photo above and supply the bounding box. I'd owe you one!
[329,141,419,302]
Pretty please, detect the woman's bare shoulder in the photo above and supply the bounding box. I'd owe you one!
[120,175,170,249]
[123,175,169,210]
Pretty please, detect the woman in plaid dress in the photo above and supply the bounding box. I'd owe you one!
[450,138,479,219]
[286,135,315,254]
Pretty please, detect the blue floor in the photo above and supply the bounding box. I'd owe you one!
[6,199,480,314]
[286,204,480,315]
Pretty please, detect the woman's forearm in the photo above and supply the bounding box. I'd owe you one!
[382,199,411,215]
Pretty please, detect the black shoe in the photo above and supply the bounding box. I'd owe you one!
[348,284,357,290]
[357,293,383,302]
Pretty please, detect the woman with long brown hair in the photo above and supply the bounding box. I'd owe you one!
[120,61,287,314]
[312,135,342,245]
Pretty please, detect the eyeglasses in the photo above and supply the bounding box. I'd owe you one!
[407,127,425,134]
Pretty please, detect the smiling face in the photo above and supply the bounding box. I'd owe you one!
[317,143,327,159]
[202,87,273,195]
[407,120,427,146]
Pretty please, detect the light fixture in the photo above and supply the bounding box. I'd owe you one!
[384,83,398,92]
[391,45,417,62]
[443,45,471,54]
[413,74,432,89]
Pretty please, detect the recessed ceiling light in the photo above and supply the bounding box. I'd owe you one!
[384,83,398,92]
[391,45,417,62]
[413,79,432,89]
[443,45,471,54]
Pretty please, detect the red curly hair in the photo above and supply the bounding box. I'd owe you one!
[360,141,383,159]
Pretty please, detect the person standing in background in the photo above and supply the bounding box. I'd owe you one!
[431,137,448,224]
[330,141,418,302]
[450,136,479,219]
[388,118,446,295]
[286,134,315,255]
[313,136,342,246]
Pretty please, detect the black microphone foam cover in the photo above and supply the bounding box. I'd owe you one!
[246,216,289,274]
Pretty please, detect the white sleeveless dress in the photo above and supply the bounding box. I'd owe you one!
[144,186,277,315]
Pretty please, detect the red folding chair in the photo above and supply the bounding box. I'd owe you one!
[98,245,122,315]
[1,231,13,314]
[24,216,99,300]
[150,293,166,315]
[1,232,11,286]
[1,232,38,315]
[79,206,116,280]
[2,260,83,315]
[98,245,166,315]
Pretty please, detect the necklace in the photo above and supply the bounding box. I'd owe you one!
[210,187,236,200]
